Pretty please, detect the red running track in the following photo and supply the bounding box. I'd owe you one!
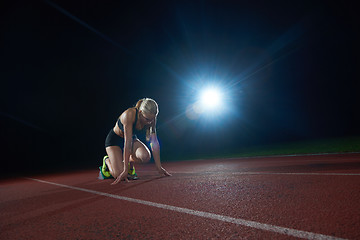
[1,153,360,239]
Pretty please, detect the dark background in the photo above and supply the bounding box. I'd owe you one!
[1,0,359,176]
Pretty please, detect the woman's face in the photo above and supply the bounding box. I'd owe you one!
[139,111,156,125]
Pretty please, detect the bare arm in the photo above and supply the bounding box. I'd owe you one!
[112,109,135,184]
[150,133,161,170]
[122,118,133,175]
[149,122,171,176]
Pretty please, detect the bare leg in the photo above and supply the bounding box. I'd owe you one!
[105,140,149,178]
[105,146,124,178]
[131,139,151,163]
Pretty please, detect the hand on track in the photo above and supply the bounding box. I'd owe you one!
[111,171,129,185]
[159,167,172,177]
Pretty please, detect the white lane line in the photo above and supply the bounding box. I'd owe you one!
[168,171,360,176]
[26,177,345,240]
[242,172,360,176]
[231,172,360,176]
[225,152,360,159]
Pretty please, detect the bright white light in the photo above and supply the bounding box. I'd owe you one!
[199,87,222,110]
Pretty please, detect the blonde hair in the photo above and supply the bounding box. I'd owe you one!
[135,98,159,116]
[135,98,158,141]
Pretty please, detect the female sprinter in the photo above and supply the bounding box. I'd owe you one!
[100,98,171,184]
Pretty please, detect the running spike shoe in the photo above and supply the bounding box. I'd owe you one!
[101,155,112,178]
[127,165,139,180]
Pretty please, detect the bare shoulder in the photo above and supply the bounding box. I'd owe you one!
[120,108,136,125]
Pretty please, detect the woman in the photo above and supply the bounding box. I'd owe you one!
[100,98,171,184]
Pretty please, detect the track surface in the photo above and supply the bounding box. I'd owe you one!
[1,153,360,239]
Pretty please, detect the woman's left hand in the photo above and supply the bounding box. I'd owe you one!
[158,167,172,177]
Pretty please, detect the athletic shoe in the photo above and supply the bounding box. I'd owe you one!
[98,167,113,179]
[128,165,139,180]
[100,156,112,178]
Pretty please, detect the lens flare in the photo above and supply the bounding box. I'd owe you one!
[199,87,222,110]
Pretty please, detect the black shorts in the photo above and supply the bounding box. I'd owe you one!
[104,129,138,149]
[105,129,125,149]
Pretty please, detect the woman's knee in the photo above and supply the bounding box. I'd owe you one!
[135,149,151,163]
[132,140,151,163]
[108,160,121,178]
[142,152,151,163]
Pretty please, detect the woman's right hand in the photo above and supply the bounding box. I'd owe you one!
[111,171,129,185]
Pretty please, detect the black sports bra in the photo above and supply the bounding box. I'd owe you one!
[117,108,144,137]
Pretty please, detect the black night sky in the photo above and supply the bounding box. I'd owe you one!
[1,0,359,175]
